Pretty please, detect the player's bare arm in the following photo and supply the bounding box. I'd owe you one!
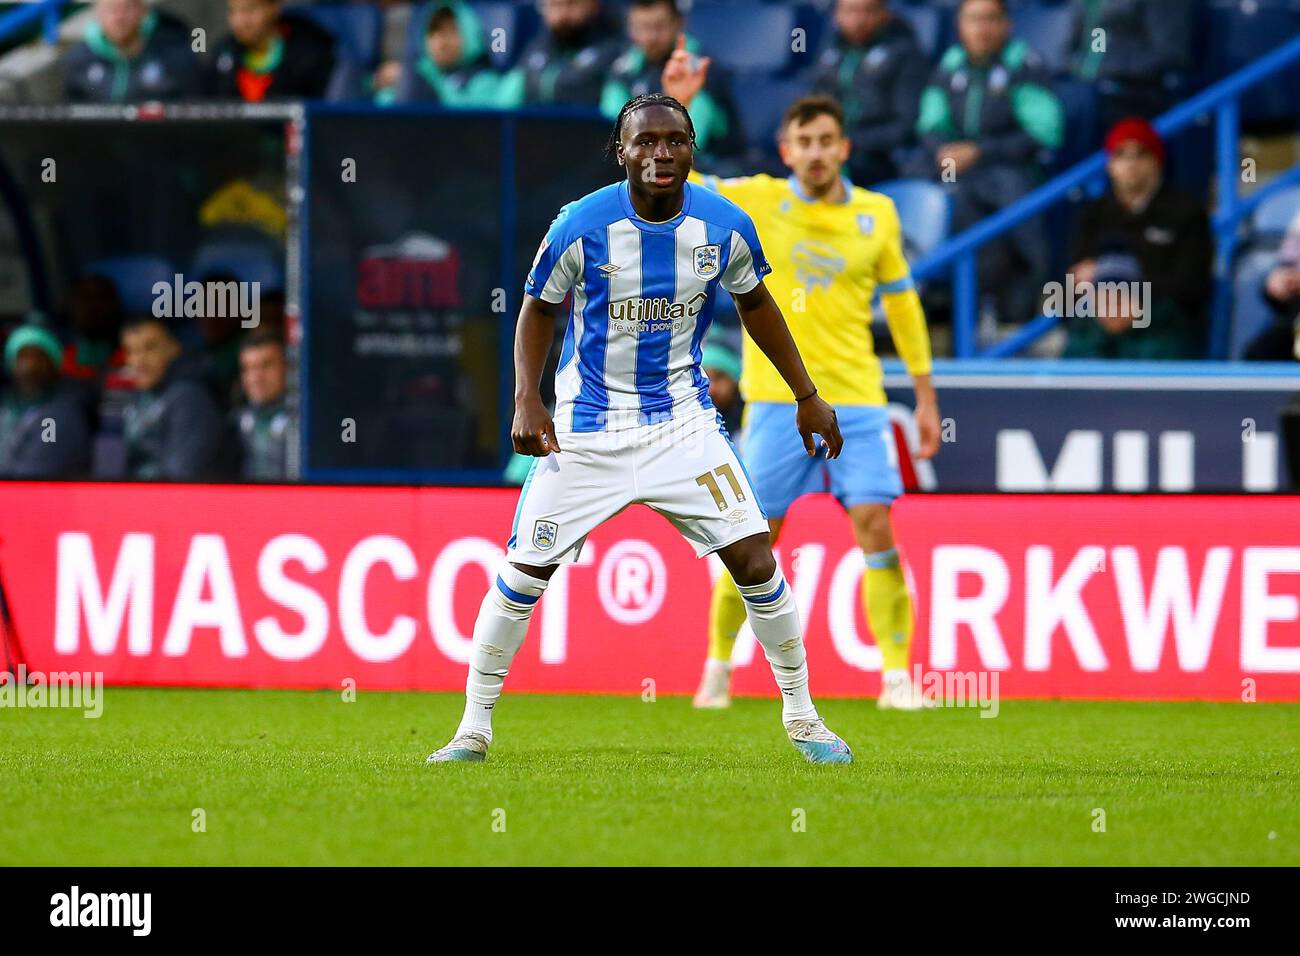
[732,282,843,459]
[912,373,941,460]
[512,294,561,456]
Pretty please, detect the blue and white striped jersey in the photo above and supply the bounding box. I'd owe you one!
[524,180,771,432]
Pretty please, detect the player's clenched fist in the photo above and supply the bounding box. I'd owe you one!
[512,394,561,456]
[796,393,843,459]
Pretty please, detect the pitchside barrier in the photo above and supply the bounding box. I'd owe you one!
[2,481,1298,702]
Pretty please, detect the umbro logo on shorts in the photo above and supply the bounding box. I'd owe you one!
[726,509,748,524]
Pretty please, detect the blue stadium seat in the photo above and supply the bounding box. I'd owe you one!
[688,5,799,73]
[1230,249,1281,359]
[892,0,947,61]
[1204,0,1300,122]
[84,255,177,315]
[871,179,952,257]
[190,241,285,293]
[1012,0,1075,76]
[727,71,808,153]
[1052,77,1098,169]
[1253,184,1300,236]
[286,5,384,69]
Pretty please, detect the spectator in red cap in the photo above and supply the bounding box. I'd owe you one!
[1062,117,1211,360]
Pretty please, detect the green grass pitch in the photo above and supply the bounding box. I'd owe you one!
[1,688,1296,866]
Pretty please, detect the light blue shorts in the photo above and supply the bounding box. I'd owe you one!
[740,402,902,518]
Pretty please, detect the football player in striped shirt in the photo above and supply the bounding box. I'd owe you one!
[662,42,941,710]
[428,93,853,765]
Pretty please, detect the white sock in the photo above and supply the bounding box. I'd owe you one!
[455,564,548,743]
[736,568,818,724]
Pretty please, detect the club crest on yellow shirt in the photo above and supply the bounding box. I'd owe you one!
[857,213,875,235]
[693,243,721,280]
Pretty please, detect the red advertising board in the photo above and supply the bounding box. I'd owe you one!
[2,483,1297,701]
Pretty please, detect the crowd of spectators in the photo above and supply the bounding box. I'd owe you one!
[2,0,1296,483]
[0,277,289,481]
[47,0,1229,334]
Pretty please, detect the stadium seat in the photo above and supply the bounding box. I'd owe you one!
[285,4,384,70]
[190,240,285,293]
[1013,0,1076,76]
[1253,183,1300,237]
[1051,77,1098,170]
[1203,0,1300,123]
[892,0,947,60]
[726,71,808,155]
[1011,0,1075,76]
[871,179,952,257]
[1230,249,1281,359]
[688,5,799,73]
[84,254,177,316]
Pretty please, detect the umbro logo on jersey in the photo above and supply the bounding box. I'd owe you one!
[597,262,621,276]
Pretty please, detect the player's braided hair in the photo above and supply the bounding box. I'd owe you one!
[604,93,697,162]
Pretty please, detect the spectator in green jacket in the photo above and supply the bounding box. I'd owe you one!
[602,2,742,162]
[512,0,621,107]
[64,0,205,103]
[810,0,929,187]
[234,332,290,479]
[910,0,1064,323]
[385,1,518,107]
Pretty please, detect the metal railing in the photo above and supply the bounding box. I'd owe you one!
[0,0,65,46]
[910,31,1300,360]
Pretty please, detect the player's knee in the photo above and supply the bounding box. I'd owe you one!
[730,548,777,588]
[510,561,558,581]
[850,503,894,551]
[487,564,551,620]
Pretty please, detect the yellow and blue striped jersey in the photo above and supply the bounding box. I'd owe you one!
[693,172,932,406]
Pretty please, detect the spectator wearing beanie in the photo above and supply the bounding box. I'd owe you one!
[702,341,743,437]
[1063,117,1212,360]
[0,323,92,478]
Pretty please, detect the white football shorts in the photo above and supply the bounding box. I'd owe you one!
[505,411,771,567]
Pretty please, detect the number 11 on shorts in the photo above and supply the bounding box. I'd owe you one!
[695,464,747,511]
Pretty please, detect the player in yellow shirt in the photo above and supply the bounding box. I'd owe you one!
[663,39,941,709]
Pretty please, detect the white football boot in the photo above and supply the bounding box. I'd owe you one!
[426,731,490,763]
[785,717,853,764]
[692,660,732,709]
[877,668,932,710]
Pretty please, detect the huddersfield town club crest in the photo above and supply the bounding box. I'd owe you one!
[533,520,558,550]
[693,244,721,280]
